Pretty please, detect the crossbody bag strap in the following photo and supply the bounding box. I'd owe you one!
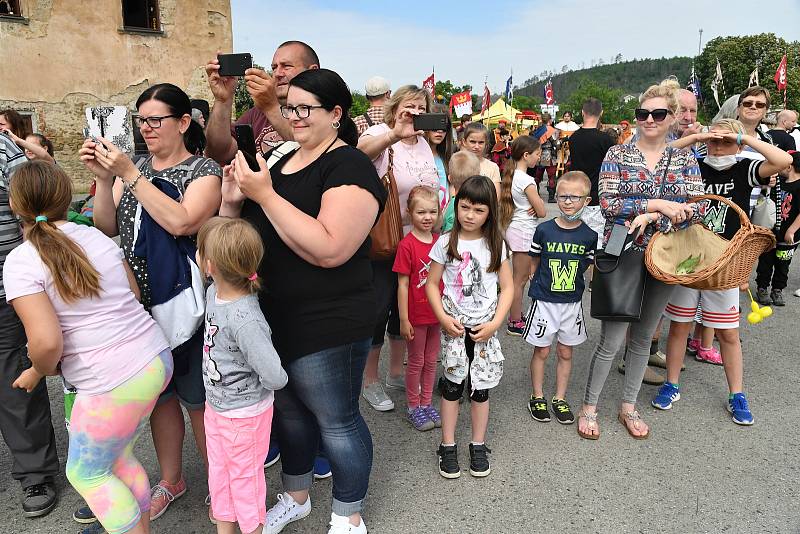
[363,112,374,127]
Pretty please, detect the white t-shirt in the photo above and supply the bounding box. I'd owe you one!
[510,169,539,231]
[556,121,579,132]
[429,233,507,319]
[480,158,501,185]
[3,223,169,395]
[362,123,440,235]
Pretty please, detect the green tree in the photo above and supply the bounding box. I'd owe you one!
[233,63,265,118]
[696,33,800,117]
[511,94,543,112]
[433,80,472,105]
[563,78,636,124]
[350,92,369,118]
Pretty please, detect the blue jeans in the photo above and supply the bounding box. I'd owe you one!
[274,339,372,516]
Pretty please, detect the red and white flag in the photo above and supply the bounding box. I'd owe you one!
[450,90,473,117]
[481,83,491,116]
[544,80,555,105]
[774,55,788,91]
[422,72,435,94]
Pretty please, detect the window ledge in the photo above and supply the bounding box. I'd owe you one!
[0,14,28,24]
[118,26,164,36]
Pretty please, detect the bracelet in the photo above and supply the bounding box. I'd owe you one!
[736,133,743,146]
[124,172,142,193]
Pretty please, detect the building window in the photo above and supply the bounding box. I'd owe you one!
[18,112,35,135]
[0,0,22,17]
[122,0,160,31]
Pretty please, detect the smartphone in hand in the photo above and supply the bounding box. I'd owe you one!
[413,113,449,131]
[235,124,260,171]
[218,53,253,77]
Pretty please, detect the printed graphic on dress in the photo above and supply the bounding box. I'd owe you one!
[417,258,432,288]
[454,251,488,307]
[548,258,580,292]
[203,319,221,383]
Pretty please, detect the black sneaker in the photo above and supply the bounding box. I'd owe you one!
[81,522,106,534]
[771,289,785,306]
[73,504,96,524]
[551,397,575,425]
[22,482,57,518]
[528,395,551,422]
[437,444,461,479]
[468,443,492,477]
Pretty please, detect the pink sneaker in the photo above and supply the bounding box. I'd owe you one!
[686,338,700,356]
[149,477,187,520]
[695,345,723,365]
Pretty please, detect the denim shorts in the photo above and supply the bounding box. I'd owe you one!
[157,328,205,410]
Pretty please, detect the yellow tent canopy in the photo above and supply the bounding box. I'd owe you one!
[472,98,536,129]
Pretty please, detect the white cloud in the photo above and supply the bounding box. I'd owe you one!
[232,0,800,96]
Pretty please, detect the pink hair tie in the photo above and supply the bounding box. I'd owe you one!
[248,273,258,281]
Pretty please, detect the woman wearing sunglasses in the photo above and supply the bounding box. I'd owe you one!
[80,83,222,522]
[577,79,704,441]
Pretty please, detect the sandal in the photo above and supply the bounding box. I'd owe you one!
[577,411,599,440]
[618,410,649,440]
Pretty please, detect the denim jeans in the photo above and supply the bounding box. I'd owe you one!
[274,338,372,516]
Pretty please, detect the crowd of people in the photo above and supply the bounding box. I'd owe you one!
[0,39,799,534]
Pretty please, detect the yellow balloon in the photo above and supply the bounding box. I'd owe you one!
[759,306,773,318]
[750,301,760,312]
[747,312,762,324]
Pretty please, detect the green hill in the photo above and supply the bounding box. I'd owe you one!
[516,56,694,103]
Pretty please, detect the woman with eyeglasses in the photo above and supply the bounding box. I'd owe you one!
[79,83,222,522]
[576,79,704,441]
[357,85,440,413]
[221,68,385,534]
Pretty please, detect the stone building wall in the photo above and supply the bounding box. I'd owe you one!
[0,0,232,190]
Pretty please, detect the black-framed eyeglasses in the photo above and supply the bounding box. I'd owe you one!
[634,108,671,122]
[556,194,586,203]
[280,104,325,119]
[740,100,767,109]
[134,114,181,128]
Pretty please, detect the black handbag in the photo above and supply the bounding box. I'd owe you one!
[590,236,648,322]
[590,148,673,322]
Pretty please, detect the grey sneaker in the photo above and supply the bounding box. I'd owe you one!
[385,373,405,390]
[771,289,785,306]
[362,382,394,411]
[756,287,772,305]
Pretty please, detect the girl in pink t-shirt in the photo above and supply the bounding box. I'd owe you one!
[392,186,442,431]
[4,161,171,534]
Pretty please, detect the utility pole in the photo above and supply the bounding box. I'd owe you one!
[698,28,703,56]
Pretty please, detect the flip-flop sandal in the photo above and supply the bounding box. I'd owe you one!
[618,410,649,440]
[577,411,599,440]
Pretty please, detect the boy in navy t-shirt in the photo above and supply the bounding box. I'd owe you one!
[524,172,597,424]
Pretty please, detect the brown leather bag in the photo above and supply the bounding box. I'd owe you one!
[369,147,403,260]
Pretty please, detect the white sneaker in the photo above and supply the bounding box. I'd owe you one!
[264,493,311,534]
[327,513,367,534]
[361,382,394,411]
[794,288,800,297]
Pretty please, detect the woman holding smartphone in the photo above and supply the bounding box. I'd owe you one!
[577,79,704,441]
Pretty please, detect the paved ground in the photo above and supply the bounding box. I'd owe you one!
[1,202,798,533]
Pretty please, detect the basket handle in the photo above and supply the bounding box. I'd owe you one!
[688,194,752,229]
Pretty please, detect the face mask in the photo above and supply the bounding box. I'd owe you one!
[704,154,737,171]
[560,206,585,222]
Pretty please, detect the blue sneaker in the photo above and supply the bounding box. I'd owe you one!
[313,456,332,479]
[264,444,280,468]
[727,393,754,425]
[80,521,106,534]
[651,382,681,410]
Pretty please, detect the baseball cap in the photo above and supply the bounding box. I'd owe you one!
[365,76,390,97]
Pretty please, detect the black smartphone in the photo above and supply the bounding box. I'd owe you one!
[413,113,449,131]
[604,223,629,256]
[235,124,260,171]
[218,53,253,77]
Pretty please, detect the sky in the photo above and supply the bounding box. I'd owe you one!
[231,0,800,96]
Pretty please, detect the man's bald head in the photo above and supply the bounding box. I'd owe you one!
[777,109,798,131]
[676,89,698,135]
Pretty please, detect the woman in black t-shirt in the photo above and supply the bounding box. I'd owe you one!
[221,68,385,533]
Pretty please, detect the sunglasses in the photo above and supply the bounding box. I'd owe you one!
[740,100,767,109]
[634,108,671,122]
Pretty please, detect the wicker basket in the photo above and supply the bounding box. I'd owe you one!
[644,194,776,290]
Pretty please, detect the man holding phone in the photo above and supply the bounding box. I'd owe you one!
[204,40,320,164]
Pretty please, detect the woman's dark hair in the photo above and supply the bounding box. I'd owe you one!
[0,109,32,139]
[447,175,505,273]
[289,68,358,146]
[428,103,453,174]
[28,133,54,157]
[136,83,206,155]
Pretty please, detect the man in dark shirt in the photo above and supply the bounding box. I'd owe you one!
[768,110,797,152]
[569,98,614,249]
[204,41,320,164]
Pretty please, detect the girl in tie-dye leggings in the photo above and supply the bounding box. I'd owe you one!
[4,162,174,534]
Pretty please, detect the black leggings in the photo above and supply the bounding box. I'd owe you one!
[440,328,489,403]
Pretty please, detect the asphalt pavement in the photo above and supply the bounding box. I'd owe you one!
[1,201,797,534]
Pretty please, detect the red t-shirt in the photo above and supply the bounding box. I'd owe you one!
[392,232,440,326]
